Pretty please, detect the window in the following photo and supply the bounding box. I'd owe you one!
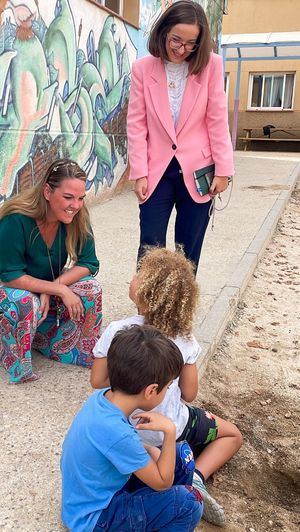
[105,0,121,12]
[97,0,139,26]
[248,73,295,110]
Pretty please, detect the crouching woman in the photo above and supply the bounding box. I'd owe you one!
[0,159,102,384]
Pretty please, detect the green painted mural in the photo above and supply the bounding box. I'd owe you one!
[0,0,136,202]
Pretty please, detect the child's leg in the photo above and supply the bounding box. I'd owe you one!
[94,485,202,532]
[0,287,40,383]
[34,277,102,367]
[94,444,202,531]
[94,443,203,531]
[195,414,243,480]
[179,406,242,526]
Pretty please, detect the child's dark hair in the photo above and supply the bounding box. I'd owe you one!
[107,325,183,394]
[148,0,212,75]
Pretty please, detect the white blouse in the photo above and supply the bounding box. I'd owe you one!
[165,61,189,126]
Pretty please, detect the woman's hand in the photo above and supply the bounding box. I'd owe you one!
[38,293,50,325]
[59,285,84,321]
[134,177,148,202]
[210,176,230,196]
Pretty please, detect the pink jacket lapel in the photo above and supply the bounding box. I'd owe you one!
[149,59,177,144]
[176,75,202,135]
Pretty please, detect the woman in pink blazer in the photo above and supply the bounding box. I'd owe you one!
[127,0,234,273]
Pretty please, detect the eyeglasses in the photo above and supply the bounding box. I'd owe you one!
[168,35,200,53]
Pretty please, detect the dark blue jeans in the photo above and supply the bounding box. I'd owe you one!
[94,443,203,531]
[138,158,212,273]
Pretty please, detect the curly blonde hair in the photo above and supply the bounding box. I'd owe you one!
[137,248,199,339]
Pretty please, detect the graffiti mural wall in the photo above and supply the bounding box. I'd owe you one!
[0,0,225,204]
[0,0,137,202]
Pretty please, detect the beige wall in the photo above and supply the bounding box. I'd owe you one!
[223,0,300,33]
[223,0,300,149]
[123,0,139,27]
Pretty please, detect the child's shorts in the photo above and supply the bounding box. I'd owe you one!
[177,405,218,458]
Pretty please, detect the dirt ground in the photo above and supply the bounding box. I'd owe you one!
[197,181,300,531]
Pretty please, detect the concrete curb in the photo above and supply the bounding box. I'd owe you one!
[197,161,300,372]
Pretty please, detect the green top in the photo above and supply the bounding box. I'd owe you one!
[0,213,99,283]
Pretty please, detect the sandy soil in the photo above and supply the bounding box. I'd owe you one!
[197,180,300,532]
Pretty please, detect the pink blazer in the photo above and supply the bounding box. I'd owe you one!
[127,53,234,203]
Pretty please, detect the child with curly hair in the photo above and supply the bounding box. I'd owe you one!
[91,248,242,527]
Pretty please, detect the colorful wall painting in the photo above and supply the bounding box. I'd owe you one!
[0,0,225,203]
[0,0,137,202]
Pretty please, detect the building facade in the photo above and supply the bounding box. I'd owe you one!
[222,0,300,149]
[0,0,226,204]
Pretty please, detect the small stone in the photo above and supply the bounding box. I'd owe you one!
[284,412,292,419]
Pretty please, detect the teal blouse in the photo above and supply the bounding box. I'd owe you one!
[0,214,99,283]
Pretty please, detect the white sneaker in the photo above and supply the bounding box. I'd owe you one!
[192,473,225,527]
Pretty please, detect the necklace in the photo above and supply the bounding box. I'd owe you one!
[44,224,64,327]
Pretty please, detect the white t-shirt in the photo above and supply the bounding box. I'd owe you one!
[93,315,201,446]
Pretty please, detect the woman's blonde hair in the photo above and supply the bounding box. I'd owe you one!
[0,159,92,262]
[137,247,199,339]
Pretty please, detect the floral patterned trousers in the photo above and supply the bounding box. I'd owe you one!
[0,277,102,383]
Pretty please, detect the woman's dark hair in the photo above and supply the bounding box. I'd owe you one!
[148,0,212,75]
[107,325,184,394]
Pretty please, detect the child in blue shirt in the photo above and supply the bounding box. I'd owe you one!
[91,248,243,527]
[61,324,203,531]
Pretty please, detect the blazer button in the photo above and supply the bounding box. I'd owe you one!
[172,144,177,150]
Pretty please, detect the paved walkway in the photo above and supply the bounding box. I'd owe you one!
[91,151,300,368]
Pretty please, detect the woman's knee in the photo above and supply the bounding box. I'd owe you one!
[0,288,40,321]
[71,277,102,297]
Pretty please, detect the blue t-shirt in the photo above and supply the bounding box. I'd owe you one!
[61,389,150,532]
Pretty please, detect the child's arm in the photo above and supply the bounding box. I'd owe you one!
[91,322,117,388]
[143,444,161,462]
[132,412,176,490]
[178,363,199,402]
[90,357,109,389]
